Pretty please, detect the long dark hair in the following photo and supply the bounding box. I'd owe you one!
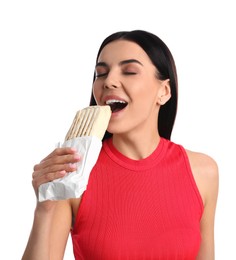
[90,30,178,140]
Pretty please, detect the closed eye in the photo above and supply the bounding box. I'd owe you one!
[96,71,136,78]
[95,72,108,78]
[123,72,137,75]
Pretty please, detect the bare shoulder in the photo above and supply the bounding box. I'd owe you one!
[185,149,218,177]
[185,149,219,205]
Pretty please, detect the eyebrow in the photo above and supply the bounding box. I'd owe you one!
[95,59,143,68]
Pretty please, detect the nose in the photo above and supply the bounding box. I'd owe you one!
[104,83,117,89]
[103,70,120,89]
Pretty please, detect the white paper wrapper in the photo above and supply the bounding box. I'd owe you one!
[38,136,102,202]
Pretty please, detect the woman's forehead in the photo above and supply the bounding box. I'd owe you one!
[98,40,151,65]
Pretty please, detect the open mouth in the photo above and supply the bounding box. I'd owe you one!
[105,99,128,113]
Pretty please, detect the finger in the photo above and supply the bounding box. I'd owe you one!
[32,162,79,192]
[40,147,78,162]
[32,161,78,180]
[32,170,66,193]
[34,152,81,171]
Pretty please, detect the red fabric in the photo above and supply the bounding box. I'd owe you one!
[71,138,203,260]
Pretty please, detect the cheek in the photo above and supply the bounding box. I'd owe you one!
[131,83,155,100]
[133,84,158,107]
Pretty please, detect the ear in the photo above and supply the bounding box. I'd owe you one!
[156,79,171,105]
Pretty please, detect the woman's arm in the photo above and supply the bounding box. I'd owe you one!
[186,150,219,260]
[22,200,72,260]
[22,147,81,260]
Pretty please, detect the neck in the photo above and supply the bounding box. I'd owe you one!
[112,131,161,160]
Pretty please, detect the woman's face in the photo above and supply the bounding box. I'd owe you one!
[93,40,170,136]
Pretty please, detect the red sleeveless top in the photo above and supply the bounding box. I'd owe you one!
[71,138,203,259]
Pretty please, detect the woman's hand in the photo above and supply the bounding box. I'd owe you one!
[32,147,81,204]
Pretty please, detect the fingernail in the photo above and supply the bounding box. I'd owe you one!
[59,170,66,176]
[69,163,77,169]
[74,154,81,160]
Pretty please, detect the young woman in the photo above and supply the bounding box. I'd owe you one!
[22,30,219,259]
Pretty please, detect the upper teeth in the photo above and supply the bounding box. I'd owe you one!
[105,99,126,105]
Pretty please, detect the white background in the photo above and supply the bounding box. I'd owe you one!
[0,0,235,259]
